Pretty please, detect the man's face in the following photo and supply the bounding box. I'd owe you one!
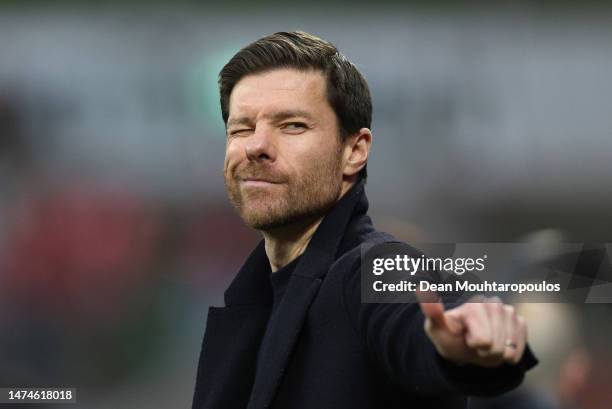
[224,68,345,231]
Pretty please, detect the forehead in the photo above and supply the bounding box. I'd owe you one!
[228,68,331,119]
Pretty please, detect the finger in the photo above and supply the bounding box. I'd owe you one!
[502,305,519,363]
[483,298,506,359]
[460,302,493,350]
[442,308,467,335]
[416,289,446,330]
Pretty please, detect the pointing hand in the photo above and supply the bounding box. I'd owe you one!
[417,291,527,367]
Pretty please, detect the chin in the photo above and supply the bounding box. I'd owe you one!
[240,206,295,231]
[243,215,285,231]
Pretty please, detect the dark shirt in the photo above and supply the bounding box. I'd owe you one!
[270,256,301,305]
[255,256,301,372]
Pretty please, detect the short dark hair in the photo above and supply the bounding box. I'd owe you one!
[219,31,371,180]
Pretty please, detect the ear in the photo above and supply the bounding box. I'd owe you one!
[342,128,372,177]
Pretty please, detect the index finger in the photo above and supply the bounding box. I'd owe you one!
[416,289,446,329]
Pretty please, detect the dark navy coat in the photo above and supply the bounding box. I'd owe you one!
[192,181,537,409]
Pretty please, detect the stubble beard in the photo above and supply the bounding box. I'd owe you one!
[225,150,343,231]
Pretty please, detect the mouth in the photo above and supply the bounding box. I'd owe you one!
[240,178,282,188]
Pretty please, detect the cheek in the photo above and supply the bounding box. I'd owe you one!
[280,145,310,175]
[224,141,244,173]
[293,138,331,165]
[305,136,342,168]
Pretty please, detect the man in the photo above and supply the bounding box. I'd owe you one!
[192,31,537,409]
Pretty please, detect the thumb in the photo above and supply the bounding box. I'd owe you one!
[416,289,447,330]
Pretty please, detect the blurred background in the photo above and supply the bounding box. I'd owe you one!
[0,1,611,408]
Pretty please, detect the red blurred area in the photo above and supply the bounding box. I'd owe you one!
[1,184,161,326]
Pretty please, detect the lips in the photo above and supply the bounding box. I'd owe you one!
[241,178,281,187]
[232,165,285,186]
[242,177,279,183]
[238,177,280,188]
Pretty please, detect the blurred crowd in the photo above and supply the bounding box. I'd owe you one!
[0,92,259,404]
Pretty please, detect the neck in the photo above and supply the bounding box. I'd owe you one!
[262,178,357,272]
[263,215,323,272]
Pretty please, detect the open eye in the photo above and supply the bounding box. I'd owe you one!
[281,122,308,133]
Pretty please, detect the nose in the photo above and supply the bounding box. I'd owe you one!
[244,125,276,163]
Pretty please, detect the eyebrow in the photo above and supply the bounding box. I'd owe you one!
[226,117,252,128]
[266,110,314,123]
[226,109,315,128]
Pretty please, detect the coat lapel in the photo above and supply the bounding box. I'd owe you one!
[192,241,273,409]
[247,181,368,409]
